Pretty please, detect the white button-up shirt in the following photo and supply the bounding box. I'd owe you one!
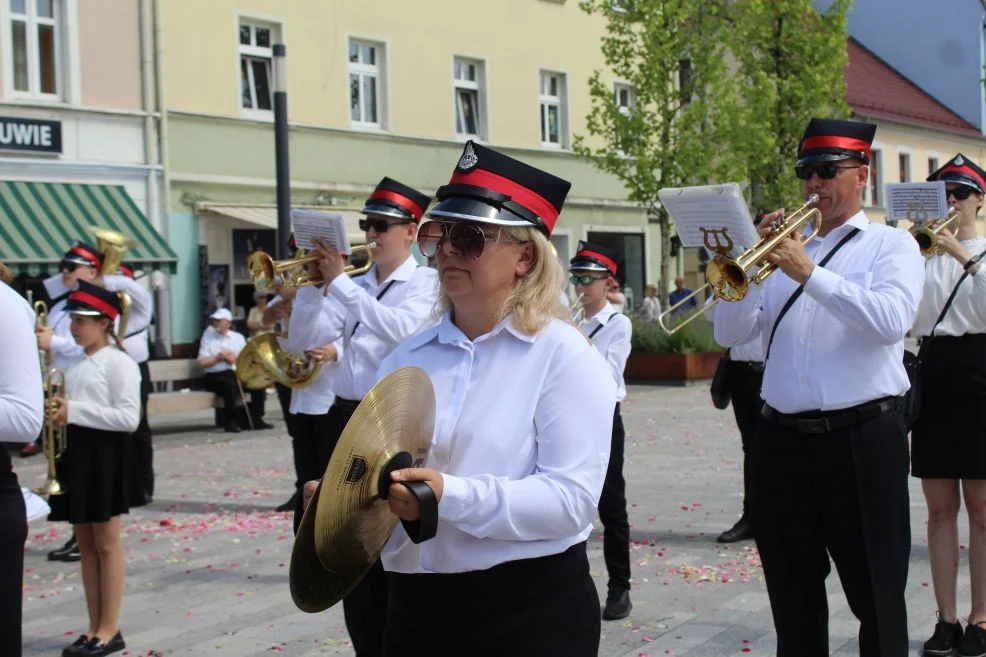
[913,235,986,337]
[0,283,43,443]
[714,211,925,413]
[65,345,141,433]
[46,274,154,369]
[580,302,631,402]
[378,313,615,574]
[286,295,345,416]
[196,328,247,374]
[291,255,439,401]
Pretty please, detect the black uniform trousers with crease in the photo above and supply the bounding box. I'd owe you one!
[725,360,764,520]
[752,402,910,657]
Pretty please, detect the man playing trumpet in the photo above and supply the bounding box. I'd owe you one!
[713,118,925,657]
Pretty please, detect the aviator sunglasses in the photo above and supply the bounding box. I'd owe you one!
[570,273,608,286]
[358,217,411,233]
[947,186,975,201]
[794,165,861,181]
[416,220,524,260]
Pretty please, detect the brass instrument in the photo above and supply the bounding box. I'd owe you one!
[34,300,50,375]
[570,293,586,329]
[910,206,961,258]
[249,243,376,291]
[87,226,135,276]
[236,330,323,390]
[36,368,67,498]
[658,194,822,334]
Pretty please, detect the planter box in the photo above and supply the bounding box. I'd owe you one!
[625,351,725,383]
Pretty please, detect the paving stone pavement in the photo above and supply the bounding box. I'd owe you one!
[14,382,961,656]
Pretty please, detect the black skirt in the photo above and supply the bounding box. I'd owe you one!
[383,542,600,657]
[911,333,986,479]
[48,425,131,524]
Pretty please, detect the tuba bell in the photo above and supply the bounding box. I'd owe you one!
[88,226,135,276]
[236,330,323,391]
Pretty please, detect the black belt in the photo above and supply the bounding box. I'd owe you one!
[729,360,764,373]
[332,397,361,413]
[761,396,903,435]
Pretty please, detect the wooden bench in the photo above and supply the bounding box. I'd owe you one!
[146,358,249,418]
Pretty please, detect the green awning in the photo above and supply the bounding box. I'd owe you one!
[0,181,178,276]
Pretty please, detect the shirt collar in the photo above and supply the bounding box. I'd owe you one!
[413,311,538,350]
[368,254,418,287]
[586,302,616,326]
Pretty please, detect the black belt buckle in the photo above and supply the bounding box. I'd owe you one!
[796,417,831,434]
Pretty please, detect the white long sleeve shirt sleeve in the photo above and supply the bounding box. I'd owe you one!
[713,212,924,413]
[196,329,247,373]
[48,297,84,370]
[292,256,440,400]
[286,295,346,415]
[378,313,615,574]
[0,284,43,442]
[104,275,153,363]
[913,235,986,337]
[66,345,141,433]
[580,302,631,402]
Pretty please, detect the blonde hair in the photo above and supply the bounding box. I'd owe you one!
[437,226,569,335]
[0,262,12,284]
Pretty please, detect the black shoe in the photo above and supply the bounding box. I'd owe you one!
[48,535,80,562]
[924,616,963,656]
[602,588,632,620]
[252,420,274,430]
[224,423,241,434]
[62,634,89,656]
[717,517,754,543]
[19,442,41,457]
[959,622,986,657]
[276,493,298,513]
[82,631,125,656]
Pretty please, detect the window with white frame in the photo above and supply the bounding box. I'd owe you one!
[898,152,910,182]
[239,19,278,112]
[928,156,939,176]
[349,39,385,128]
[862,149,883,207]
[614,82,635,115]
[454,57,485,139]
[7,0,61,98]
[539,71,567,147]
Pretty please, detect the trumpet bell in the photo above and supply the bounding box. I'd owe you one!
[248,244,376,291]
[909,207,961,258]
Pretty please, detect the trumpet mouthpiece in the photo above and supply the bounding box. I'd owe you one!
[367,241,378,249]
[806,193,820,205]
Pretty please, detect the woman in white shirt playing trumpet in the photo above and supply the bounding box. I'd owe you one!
[47,280,140,657]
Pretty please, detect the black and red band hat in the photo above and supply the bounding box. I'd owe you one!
[117,262,136,279]
[429,141,572,237]
[928,153,986,194]
[65,280,121,321]
[361,177,431,223]
[796,117,876,167]
[570,240,620,276]
[62,241,105,269]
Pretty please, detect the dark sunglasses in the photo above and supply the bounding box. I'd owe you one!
[59,260,80,272]
[417,221,523,260]
[358,217,410,233]
[570,274,608,286]
[794,165,861,181]
[947,186,974,201]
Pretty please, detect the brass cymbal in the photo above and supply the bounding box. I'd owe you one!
[289,366,435,613]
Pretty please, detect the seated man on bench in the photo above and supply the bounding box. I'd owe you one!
[197,308,272,433]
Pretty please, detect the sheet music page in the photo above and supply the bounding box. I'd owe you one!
[885,181,948,223]
[658,183,758,257]
[291,209,352,254]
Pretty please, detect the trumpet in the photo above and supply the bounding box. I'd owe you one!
[658,194,822,334]
[249,243,377,291]
[34,300,50,375]
[36,368,67,498]
[910,207,961,258]
[570,292,586,329]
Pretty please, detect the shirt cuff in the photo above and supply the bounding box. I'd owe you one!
[438,473,470,523]
[803,265,841,301]
[328,274,360,303]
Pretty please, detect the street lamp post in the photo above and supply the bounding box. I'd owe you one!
[272,43,290,260]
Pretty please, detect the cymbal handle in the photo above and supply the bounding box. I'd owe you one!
[398,480,438,545]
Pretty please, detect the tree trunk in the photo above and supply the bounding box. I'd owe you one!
[659,209,672,309]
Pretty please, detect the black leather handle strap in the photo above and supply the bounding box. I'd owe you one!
[397,480,438,544]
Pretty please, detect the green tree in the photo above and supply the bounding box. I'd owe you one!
[575,0,745,309]
[725,0,852,210]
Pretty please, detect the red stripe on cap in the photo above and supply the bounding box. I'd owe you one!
[450,169,560,231]
[940,165,986,192]
[575,249,617,276]
[70,291,118,320]
[800,136,871,158]
[69,246,102,268]
[369,189,425,221]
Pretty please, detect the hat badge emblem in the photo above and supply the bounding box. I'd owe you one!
[458,142,479,171]
[955,155,965,166]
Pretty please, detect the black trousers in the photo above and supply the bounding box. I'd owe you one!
[753,406,910,657]
[0,460,26,657]
[203,371,266,424]
[129,360,154,506]
[599,403,630,592]
[725,361,763,518]
[384,542,600,657]
[290,411,333,497]
[274,382,292,425]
